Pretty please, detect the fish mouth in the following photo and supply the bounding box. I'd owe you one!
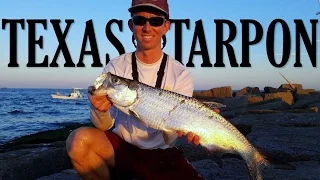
[88,73,110,96]
[94,73,109,90]
[91,72,138,107]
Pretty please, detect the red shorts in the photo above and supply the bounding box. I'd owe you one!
[105,131,205,180]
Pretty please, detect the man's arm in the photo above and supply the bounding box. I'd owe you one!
[89,92,115,131]
[89,62,117,131]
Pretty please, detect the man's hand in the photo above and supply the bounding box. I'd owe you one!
[176,108,220,146]
[88,86,113,112]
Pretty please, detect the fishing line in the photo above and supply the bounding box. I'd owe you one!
[234,88,253,124]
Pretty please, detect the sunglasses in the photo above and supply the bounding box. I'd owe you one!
[132,16,165,27]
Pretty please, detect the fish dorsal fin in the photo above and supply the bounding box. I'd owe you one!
[202,101,226,109]
[129,109,148,127]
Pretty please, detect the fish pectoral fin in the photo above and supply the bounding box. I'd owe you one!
[204,144,232,168]
[162,129,178,146]
[128,109,147,126]
[129,109,140,119]
[202,101,226,109]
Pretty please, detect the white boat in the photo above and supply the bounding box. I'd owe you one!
[51,88,85,100]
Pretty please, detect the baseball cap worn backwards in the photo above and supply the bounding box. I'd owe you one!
[128,0,169,18]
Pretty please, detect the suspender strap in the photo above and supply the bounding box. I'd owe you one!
[131,52,168,88]
[155,53,167,88]
[131,52,139,81]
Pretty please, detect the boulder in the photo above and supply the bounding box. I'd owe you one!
[247,96,264,103]
[264,92,294,105]
[221,96,249,111]
[235,87,261,96]
[211,86,233,98]
[245,107,318,114]
[228,112,320,128]
[0,142,72,180]
[247,125,320,162]
[279,84,303,90]
[264,86,276,93]
[192,158,250,180]
[193,90,213,97]
[193,159,320,180]
[292,93,320,109]
[174,138,210,162]
[193,86,232,98]
[264,86,291,93]
[310,91,320,95]
[221,99,290,118]
[311,103,320,111]
[295,89,316,96]
[36,169,81,180]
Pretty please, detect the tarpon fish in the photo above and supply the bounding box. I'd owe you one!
[91,72,269,180]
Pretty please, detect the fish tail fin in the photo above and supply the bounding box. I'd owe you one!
[245,149,296,180]
[244,150,269,180]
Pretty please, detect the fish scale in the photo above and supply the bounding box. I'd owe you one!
[92,72,269,180]
[135,86,236,146]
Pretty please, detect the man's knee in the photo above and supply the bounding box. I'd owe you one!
[66,127,96,157]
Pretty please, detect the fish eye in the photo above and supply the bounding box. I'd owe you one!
[111,77,120,84]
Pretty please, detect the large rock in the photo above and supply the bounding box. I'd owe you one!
[221,96,249,111]
[293,93,320,109]
[310,91,320,95]
[193,89,213,97]
[244,107,318,114]
[221,100,290,118]
[193,159,320,180]
[193,86,232,98]
[264,92,294,105]
[264,86,291,93]
[247,96,264,103]
[294,89,316,101]
[235,87,261,96]
[211,86,233,98]
[228,112,320,128]
[262,161,320,180]
[192,158,250,180]
[174,138,210,162]
[264,86,276,93]
[295,89,315,95]
[36,169,81,180]
[247,125,320,162]
[0,142,72,180]
[279,84,303,90]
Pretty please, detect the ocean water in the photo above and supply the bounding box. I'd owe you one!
[0,88,91,145]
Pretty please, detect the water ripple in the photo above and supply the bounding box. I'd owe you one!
[0,88,91,145]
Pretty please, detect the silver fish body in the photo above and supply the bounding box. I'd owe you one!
[92,72,268,180]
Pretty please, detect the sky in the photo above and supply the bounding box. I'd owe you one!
[0,0,319,90]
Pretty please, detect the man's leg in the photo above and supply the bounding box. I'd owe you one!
[135,147,205,180]
[66,127,115,180]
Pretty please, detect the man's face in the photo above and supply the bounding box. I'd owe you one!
[129,11,170,51]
